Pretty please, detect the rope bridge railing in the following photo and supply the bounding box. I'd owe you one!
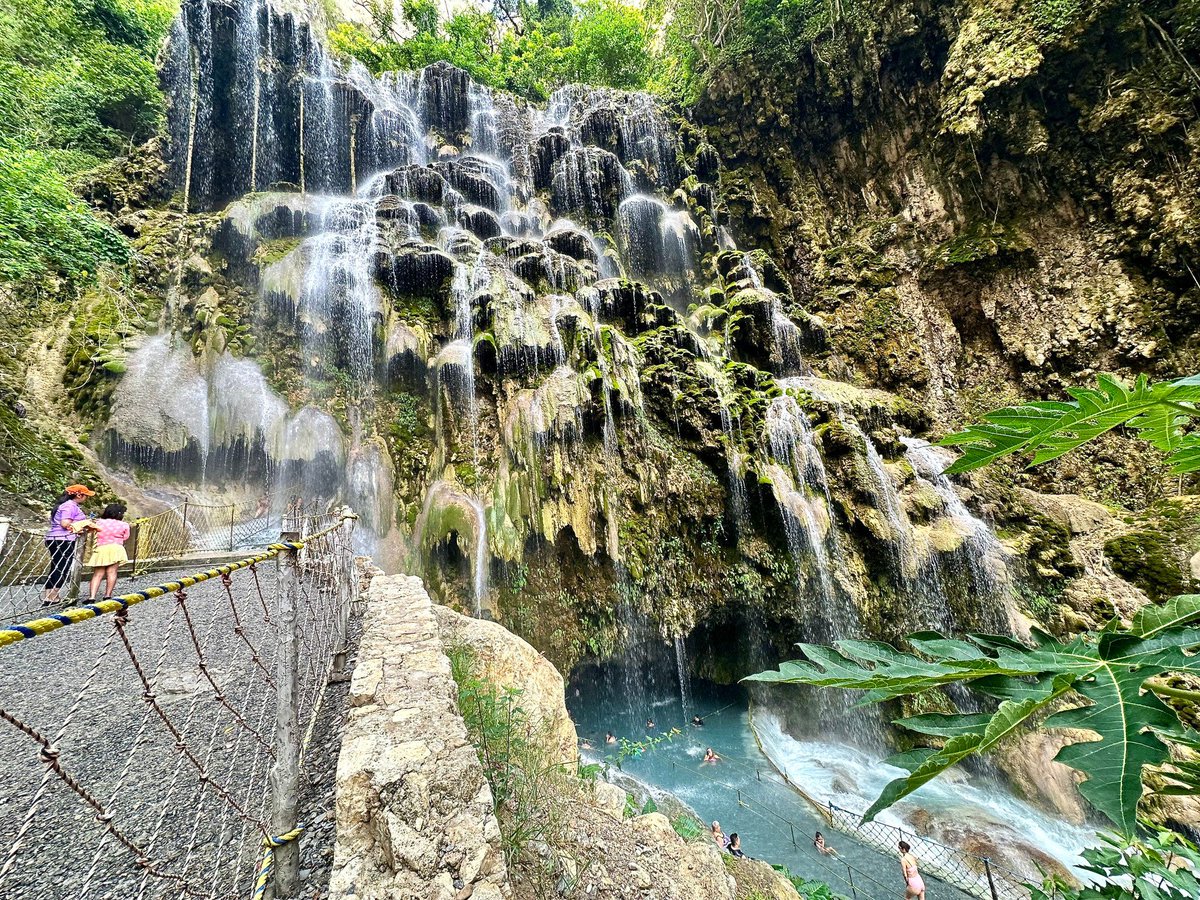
[0,512,360,899]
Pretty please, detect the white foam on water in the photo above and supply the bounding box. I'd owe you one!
[752,709,1096,886]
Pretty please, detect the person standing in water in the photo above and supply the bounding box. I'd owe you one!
[899,841,925,900]
[42,484,94,606]
[85,503,130,601]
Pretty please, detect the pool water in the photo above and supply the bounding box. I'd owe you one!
[567,671,976,900]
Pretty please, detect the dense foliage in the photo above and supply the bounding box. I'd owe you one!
[0,0,173,286]
[329,0,656,101]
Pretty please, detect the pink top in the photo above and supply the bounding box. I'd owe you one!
[93,519,130,547]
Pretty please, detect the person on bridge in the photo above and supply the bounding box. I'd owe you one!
[42,484,94,606]
[898,841,926,900]
[85,503,130,602]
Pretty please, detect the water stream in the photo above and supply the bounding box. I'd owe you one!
[569,658,1094,900]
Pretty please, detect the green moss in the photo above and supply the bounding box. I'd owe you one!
[253,236,302,266]
[927,221,1034,269]
[1105,530,1194,601]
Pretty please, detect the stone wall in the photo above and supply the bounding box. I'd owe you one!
[329,574,508,900]
[330,572,802,900]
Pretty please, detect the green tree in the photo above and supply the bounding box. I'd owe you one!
[569,0,655,89]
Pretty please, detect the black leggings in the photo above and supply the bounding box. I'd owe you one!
[44,540,76,590]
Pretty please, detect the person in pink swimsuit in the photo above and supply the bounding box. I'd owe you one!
[899,841,926,900]
[85,504,130,602]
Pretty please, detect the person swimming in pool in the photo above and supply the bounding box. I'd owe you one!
[814,832,836,855]
[605,731,617,744]
[703,747,720,763]
[692,715,704,727]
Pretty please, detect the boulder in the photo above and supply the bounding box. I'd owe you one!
[433,604,579,768]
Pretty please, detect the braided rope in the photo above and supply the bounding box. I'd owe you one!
[0,515,349,651]
[251,827,304,900]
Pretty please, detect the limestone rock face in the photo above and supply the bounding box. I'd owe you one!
[726,854,802,900]
[433,604,579,768]
[994,729,1090,825]
[330,574,508,900]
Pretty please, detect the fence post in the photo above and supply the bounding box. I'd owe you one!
[269,532,301,896]
[984,857,999,900]
[330,513,356,679]
[229,505,236,552]
[789,823,796,847]
[67,538,86,602]
[846,864,857,900]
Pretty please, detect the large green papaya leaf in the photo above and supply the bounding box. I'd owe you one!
[939,373,1200,474]
[746,618,1200,835]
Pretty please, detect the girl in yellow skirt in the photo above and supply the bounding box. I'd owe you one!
[86,503,130,602]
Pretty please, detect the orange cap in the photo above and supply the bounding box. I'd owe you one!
[66,484,95,497]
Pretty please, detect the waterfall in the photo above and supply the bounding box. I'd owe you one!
[673,635,692,720]
[763,390,839,613]
[743,253,804,374]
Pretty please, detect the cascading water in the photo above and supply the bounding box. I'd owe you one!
[105,6,1093,883]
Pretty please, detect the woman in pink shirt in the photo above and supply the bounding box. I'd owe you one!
[85,503,130,602]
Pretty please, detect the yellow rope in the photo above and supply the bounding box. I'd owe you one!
[251,827,304,900]
[0,515,352,652]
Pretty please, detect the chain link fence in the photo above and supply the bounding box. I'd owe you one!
[0,513,360,899]
[826,802,1032,900]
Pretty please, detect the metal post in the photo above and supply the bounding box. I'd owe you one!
[180,500,189,556]
[67,538,85,603]
[984,857,999,900]
[129,521,140,571]
[846,864,857,900]
[269,533,301,896]
[229,505,236,552]
[789,823,796,847]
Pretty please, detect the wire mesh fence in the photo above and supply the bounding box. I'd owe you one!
[0,513,360,899]
[0,496,299,622]
[826,802,1032,900]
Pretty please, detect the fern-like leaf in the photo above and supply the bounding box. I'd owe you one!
[939,373,1200,474]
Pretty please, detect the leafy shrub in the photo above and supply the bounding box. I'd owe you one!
[0,147,129,283]
[0,0,173,289]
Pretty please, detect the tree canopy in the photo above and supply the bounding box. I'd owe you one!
[329,0,656,101]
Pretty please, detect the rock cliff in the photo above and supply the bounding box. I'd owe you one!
[334,572,802,899]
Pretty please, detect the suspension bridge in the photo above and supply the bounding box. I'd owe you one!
[0,508,359,899]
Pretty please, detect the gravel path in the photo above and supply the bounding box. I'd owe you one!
[0,561,357,900]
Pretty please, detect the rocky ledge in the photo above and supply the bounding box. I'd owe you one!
[331,573,802,900]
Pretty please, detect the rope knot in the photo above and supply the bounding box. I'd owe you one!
[38,744,60,763]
